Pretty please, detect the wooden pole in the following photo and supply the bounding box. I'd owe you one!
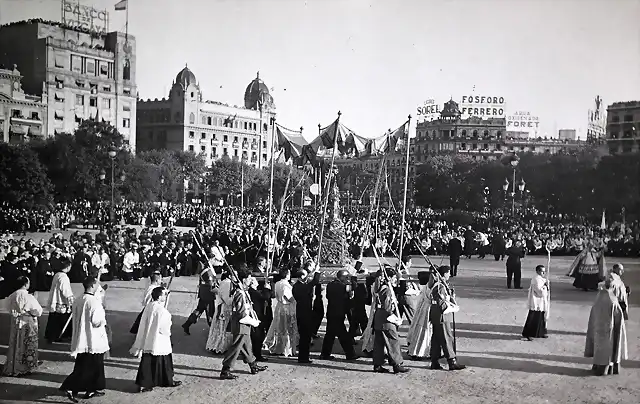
[398,116,412,263]
[266,117,277,273]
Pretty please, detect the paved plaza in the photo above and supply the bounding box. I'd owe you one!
[1,241,638,404]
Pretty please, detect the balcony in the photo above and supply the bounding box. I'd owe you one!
[232,141,240,148]
[251,143,258,150]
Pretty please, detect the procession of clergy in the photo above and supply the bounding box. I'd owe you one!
[1,240,631,402]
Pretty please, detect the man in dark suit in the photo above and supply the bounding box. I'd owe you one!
[182,255,218,335]
[220,267,267,380]
[463,226,475,259]
[373,267,409,374]
[492,232,507,261]
[292,262,320,364]
[448,234,463,277]
[505,240,526,289]
[320,270,358,360]
[248,260,273,362]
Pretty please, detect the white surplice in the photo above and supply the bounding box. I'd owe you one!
[130,301,172,357]
[69,293,110,358]
[48,272,74,313]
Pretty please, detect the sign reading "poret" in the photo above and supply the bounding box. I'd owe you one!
[459,95,506,117]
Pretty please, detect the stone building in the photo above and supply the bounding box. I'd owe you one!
[0,66,47,143]
[136,67,276,169]
[0,19,137,150]
[606,101,640,154]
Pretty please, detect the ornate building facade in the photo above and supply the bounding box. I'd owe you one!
[0,66,47,143]
[606,101,640,154]
[136,68,276,169]
[0,20,137,149]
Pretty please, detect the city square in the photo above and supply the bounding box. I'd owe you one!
[1,228,639,404]
[1,0,639,403]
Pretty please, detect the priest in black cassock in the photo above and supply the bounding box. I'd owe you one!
[248,259,273,362]
[292,261,320,363]
[130,286,182,392]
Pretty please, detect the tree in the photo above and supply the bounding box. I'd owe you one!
[136,149,207,203]
[0,143,53,208]
[31,121,130,202]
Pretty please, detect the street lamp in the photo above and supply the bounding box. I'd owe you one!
[510,159,519,216]
[160,176,165,206]
[108,145,117,224]
[502,178,509,193]
[518,178,526,193]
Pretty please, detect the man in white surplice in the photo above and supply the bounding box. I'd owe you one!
[130,286,181,392]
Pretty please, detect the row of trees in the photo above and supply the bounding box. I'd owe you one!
[0,121,308,208]
[413,149,640,220]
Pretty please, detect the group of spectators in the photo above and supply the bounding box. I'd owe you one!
[0,201,638,299]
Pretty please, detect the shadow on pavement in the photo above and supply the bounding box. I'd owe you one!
[455,322,586,337]
[475,351,640,369]
[447,355,592,377]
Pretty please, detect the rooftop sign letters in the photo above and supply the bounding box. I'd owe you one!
[62,1,109,36]
[459,95,506,118]
[416,99,441,121]
[506,111,540,131]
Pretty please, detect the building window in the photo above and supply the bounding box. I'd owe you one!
[54,111,63,120]
[201,116,207,125]
[233,136,238,143]
[189,113,195,124]
[201,145,206,152]
[212,147,217,156]
[624,115,633,122]
[461,130,467,137]
[54,54,66,68]
[188,145,194,152]
[262,141,267,149]
[234,149,238,157]
[71,55,82,73]
[223,135,228,142]
[102,98,111,108]
[123,59,131,80]
[207,116,212,125]
[75,94,84,105]
[102,85,111,92]
[54,93,64,102]
[612,115,620,123]
[263,123,268,132]
[89,97,97,107]
[497,131,502,137]
[610,132,619,139]
[86,59,96,75]
[99,62,109,77]
[263,153,267,161]
[483,130,489,137]
[223,148,228,156]
[123,102,131,112]
[123,118,130,128]
[201,132,206,139]
[472,130,478,137]
[190,92,195,98]
[189,131,195,139]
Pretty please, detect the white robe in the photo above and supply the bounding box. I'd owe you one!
[130,301,172,357]
[69,293,110,358]
[48,272,74,313]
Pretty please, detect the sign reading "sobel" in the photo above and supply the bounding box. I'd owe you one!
[460,95,506,117]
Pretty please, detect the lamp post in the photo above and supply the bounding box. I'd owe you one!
[108,146,117,224]
[510,159,519,216]
[160,176,164,206]
[518,178,526,215]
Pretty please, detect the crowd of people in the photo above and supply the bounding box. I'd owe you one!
[0,201,634,400]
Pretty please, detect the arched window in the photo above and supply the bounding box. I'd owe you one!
[190,92,195,98]
[472,130,478,137]
[201,116,206,125]
[189,113,195,124]
[207,117,212,125]
[496,131,502,138]
[461,130,467,137]
[483,130,489,137]
[263,123,268,132]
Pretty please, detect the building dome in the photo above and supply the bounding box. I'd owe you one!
[441,99,461,119]
[175,65,197,88]
[244,72,275,110]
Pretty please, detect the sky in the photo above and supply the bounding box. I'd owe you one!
[1,0,639,140]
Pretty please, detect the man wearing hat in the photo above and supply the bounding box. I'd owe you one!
[429,265,466,371]
[373,266,409,374]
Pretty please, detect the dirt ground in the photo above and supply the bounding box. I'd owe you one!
[1,230,639,404]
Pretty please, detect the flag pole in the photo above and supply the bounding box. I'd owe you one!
[316,111,341,267]
[266,116,277,274]
[398,115,412,265]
